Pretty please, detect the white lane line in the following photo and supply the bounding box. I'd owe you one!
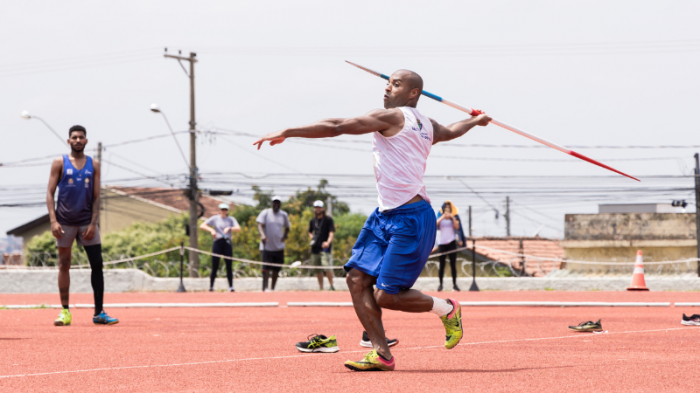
[0,326,692,380]
[78,303,280,308]
[459,301,671,307]
[1,303,279,309]
[287,302,353,307]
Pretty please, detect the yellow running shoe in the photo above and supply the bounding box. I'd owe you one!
[440,298,462,349]
[54,309,72,326]
[344,349,395,371]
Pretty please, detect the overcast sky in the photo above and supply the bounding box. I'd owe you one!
[1,0,699,240]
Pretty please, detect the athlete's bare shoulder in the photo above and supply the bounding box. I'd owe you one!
[51,156,63,170]
[364,108,403,125]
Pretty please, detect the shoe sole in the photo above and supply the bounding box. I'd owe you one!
[344,364,393,372]
[681,321,700,326]
[359,339,399,348]
[295,346,340,353]
[568,327,603,332]
[54,321,70,326]
[445,299,463,350]
[94,321,119,325]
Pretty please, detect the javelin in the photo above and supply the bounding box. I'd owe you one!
[346,60,640,182]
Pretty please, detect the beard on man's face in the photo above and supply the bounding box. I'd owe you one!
[70,144,85,153]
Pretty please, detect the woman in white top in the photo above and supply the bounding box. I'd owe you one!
[436,201,465,291]
[200,203,241,292]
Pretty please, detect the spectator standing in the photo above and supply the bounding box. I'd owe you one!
[436,201,466,292]
[257,196,290,291]
[308,200,336,291]
[200,203,241,292]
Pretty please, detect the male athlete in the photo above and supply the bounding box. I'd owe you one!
[254,70,491,371]
[46,125,118,326]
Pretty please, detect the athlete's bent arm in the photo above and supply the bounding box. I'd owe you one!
[431,114,492,145]
[82,160,100,240]
[47,158,64,239]
[253,109,403,149]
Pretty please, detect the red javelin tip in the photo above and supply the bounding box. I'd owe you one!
[569,151,640,181]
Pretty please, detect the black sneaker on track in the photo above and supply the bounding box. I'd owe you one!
[360,331,399,348]
[295,334,340,353]
[568,319,603,332]
[681,314,700,326]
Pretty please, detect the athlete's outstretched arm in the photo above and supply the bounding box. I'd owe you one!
[431,114,492,145]
[46,158,64,239]
[253,109,403,149]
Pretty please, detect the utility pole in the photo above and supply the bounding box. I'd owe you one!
[505,196,511,237]
[326,196,333,217]
[164,49,200,277]
[468,205,472,238]
[695,153,700,277]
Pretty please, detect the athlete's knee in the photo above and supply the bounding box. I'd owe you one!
[57,249,72,271]
[346,269,371,292]
[83,244,103,266]
[375,290,400,309]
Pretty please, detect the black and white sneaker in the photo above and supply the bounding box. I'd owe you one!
[359,331,399,348]
[681,314,700,326]
[295,334,340,353]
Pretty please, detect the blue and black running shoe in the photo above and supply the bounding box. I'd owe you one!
[93,310,119,325]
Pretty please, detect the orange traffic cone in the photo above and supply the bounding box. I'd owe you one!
[627,250,649,291]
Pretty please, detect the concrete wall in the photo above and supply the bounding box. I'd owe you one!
[562,213,698,262]
[565,213,696,241]
[2,269,700,293]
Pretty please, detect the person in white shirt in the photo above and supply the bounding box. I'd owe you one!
[200,203,241,292]
[436,201,466,292]
[256,196,290,291]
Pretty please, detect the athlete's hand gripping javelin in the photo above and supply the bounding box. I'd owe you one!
[253,70,491,150]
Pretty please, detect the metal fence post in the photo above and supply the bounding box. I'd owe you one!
[177,241,187,293]
[469,238,479,291]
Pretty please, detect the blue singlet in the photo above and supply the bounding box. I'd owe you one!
[56,155,94,226]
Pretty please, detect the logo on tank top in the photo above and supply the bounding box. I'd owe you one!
[412,118,430,142]
[66,168,73,175]
[68,178,74,185]
[85,178,90,188]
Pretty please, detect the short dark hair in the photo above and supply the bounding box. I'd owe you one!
[69,125,86,136]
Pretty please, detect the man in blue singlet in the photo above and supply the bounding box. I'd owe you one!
[46,125,118,326]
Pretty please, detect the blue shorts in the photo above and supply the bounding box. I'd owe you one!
[345,200,437,295]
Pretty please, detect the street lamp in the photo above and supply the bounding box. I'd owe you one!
[149,103,189,170]
[20,110,66,146]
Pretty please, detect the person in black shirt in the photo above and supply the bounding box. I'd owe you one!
[308,200,335,290]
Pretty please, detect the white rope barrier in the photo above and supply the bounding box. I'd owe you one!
[184,247,346,270]
[7,244,698,273]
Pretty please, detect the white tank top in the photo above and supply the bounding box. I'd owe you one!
[372,107,433,211]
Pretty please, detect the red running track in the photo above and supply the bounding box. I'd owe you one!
[1,291,700,392]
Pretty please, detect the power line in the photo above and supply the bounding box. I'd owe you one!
[197,39,700,57]
[218,135,305,175]
[0,49,160,78]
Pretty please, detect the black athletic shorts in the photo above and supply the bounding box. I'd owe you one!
[262,250,285,272]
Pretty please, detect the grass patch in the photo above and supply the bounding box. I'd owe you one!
[0,304,52,310]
